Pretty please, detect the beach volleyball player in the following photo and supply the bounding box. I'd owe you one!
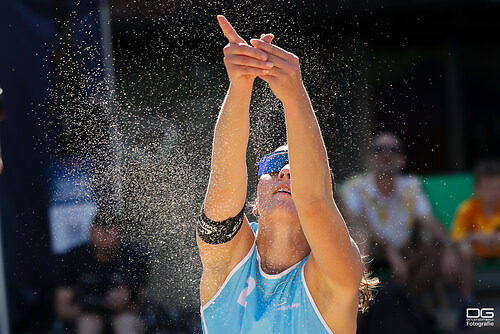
[197,16,376,333]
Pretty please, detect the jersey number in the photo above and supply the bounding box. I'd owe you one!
[237,277,255,307]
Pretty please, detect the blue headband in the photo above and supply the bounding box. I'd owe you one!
[257,151,289,177]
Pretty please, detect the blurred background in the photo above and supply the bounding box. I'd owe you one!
[0,0,499,333]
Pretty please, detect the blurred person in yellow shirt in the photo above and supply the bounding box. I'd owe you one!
[450,160,500,311]
[451,160,500,258]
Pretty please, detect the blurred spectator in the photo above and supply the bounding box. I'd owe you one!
[450,160,500,303]
[55,211,151,334]
[341,132,459,330]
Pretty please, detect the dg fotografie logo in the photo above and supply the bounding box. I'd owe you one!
[466,308,495,327]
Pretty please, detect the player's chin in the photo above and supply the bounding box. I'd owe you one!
[272,201,299,217]
[272,194,295,207]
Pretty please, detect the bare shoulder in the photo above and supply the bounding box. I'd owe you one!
[198,214,255,305]
[304,258,360,334]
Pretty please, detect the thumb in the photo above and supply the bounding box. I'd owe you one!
[260,33,275,44]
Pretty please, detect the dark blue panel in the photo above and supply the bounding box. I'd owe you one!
[0,0,108,329]
[0,0,56,329]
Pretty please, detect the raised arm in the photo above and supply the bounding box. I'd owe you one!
[201,16,274,248]
[198,16,274,303]
[251,39,363,294]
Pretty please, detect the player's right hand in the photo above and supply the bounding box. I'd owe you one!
[217,15,275,89]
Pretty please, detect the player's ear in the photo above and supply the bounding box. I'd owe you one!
[252,199,259,217]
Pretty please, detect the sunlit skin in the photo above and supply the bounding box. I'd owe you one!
[198,15,363,334]
[253,164,310,273]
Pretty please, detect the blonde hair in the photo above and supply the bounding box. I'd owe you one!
[358,263,379,312]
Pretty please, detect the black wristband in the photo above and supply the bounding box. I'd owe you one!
[197,206,245,245]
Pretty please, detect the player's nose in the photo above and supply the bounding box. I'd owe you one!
[279,164,290,180]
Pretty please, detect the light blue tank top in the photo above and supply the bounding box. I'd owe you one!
[201,223,334,333]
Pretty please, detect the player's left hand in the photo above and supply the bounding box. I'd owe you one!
[249,38,306,105]
[217,15,275,89]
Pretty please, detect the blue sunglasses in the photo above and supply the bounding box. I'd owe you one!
[257,151,289,177]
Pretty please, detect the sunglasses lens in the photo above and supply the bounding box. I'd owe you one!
[257,152,288,176]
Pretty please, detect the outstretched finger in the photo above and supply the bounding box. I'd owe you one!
[217,15,246,44]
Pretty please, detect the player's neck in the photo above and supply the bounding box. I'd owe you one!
[256,217,309,275]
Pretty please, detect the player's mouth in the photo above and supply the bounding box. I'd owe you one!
[273,186,291,195]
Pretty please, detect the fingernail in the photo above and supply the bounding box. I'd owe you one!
[261,69,269,75]
[260,53,268,60]
[265,61,274,68]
